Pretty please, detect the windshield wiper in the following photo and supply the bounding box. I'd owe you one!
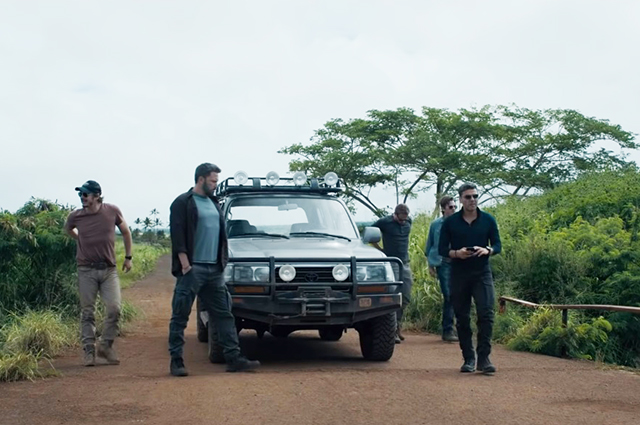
[289,232,352,241]
[230,233,290,239]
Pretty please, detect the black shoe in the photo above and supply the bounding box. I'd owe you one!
[395,334,402,344]
[226,356,260,373]
[442,330,459,342]
[170,357,188,377]
[460,359,476,373]
[477,357,496,375]
[397,327,405,341]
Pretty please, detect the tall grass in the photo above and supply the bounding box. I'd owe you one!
[115,237,168,288]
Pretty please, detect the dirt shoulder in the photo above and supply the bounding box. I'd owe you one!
[1,255,639,425]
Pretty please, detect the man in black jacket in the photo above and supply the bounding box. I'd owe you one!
[168,163,260,376]
[439,183,502,375]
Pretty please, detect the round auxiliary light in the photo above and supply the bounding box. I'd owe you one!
[292,171,307,186]
[233,171,249,186]
[266,171,280,186]
[278,265,296,282]
[323,172,339,187]
[332,264,349,282]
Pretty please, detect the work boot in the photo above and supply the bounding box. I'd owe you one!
[396,324,405,342]
[226,356,260,373]
[442,330,459,342]
[170,357,188,377]
[460,358,476,373]
[477,357,496,375]
[83,344,95,367]
[97,340,120,365]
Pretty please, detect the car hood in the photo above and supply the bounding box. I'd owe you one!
[228,237,385,259]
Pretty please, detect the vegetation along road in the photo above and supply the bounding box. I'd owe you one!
[1,255,639,425]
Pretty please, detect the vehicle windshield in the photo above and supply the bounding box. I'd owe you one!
[225,196,359,239]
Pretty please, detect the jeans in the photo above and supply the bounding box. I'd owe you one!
[450,266,495,361]
[168,263,241,362]
[78,266,121,346]
[392,263,413,323]
[436,262,455,334]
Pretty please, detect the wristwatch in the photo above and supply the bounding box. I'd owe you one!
[486,247,492,255]
[125,255,133,260]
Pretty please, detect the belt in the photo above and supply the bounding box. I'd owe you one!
[85,262,111,270]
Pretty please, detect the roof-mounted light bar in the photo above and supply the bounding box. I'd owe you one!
[216,171,343,197]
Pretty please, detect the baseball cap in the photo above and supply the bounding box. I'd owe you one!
[75,180,102,195]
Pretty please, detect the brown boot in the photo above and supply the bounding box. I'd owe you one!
[397,325,405,342]
[83,344,95,367]
[97,340,120,365]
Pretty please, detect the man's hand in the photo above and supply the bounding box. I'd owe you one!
[122,258,133,273]
[475,246,491,257]
[182,265,192,275]
[455,248,477,260]
[429,266,436,277]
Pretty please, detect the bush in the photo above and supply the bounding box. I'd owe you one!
[0,310,75,358]
[0,352,43,382]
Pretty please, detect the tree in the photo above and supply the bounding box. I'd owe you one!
[281,105,637,215]
[490,106,637,198]
[279,118,396,216]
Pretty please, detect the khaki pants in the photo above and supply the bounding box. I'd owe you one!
[78,266,122,346]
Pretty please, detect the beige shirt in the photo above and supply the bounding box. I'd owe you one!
[65,203,124,267]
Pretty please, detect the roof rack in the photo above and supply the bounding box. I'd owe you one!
[216,175,343,197]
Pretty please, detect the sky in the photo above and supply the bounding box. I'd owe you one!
[1,0,639,226]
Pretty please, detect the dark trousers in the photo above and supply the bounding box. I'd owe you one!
[168,263,241,361]
[393,263,413,323]
[436,262,455,334]
[450,266,495,361]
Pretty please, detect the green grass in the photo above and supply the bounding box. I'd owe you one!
[115,239,169,288]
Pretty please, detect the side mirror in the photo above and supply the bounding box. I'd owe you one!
[362,227,381,244]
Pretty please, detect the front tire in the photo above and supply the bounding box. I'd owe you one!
[319,327,344,341]
[358,313,396,361]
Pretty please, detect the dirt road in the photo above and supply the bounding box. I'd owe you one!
[1,255,639,425]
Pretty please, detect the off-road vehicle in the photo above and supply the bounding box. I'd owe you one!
[197,171,403,362]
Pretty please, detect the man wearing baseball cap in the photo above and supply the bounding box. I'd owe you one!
[64,180,133,366]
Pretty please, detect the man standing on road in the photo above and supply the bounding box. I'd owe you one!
[65,180,132,367]
[439,183,501,375]
[168,163,260,376]
[372,203,413,344]
[425,196,458,343]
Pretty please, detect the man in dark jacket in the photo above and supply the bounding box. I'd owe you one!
[439,183,502,375]
[168,163,260,376]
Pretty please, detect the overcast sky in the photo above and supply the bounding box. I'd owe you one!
[1,0,639,225]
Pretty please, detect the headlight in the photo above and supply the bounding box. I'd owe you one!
[278,265,296,282]
[224,264,270,283]
[233,171,249,185]
[356,263,394,282]
[266,171,280,186]
[332,264,349,282]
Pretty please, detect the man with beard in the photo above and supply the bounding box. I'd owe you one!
[439,183,502,375]
[65,180,132,366]
[168,163,260,376]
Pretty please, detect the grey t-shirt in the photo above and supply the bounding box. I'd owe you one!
[372,215,412,263]
[193,193,220,264]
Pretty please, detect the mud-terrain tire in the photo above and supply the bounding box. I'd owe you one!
[319,327,344,341]
[270,327,293,338]
[358,313,396,361]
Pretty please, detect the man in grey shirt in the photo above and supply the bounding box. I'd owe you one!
[168,163,260,376]
[372,203,413,344]
[425,196,458,342]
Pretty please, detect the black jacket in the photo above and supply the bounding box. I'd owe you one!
[169,189,228,277]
